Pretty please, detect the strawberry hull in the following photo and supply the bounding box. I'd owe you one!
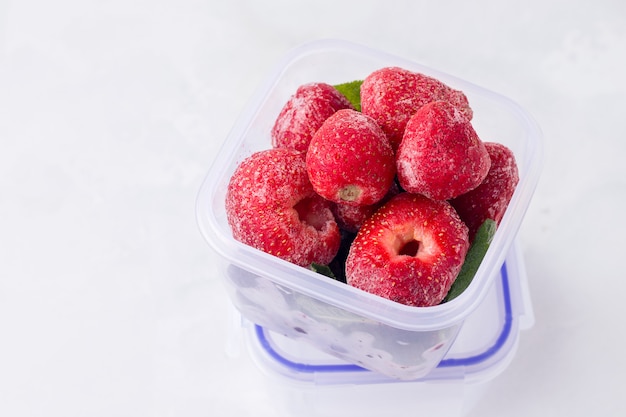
[196,40,543,380]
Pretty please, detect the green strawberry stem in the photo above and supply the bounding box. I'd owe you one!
[443,218,497,303]
[334,80,363,112]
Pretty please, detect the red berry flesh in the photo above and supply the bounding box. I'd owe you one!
[306,109,396,206]
[271,82,354,152]
[360,66,473,150]
[226,148,341,267]
[396,101,491,201]
[346,193,470,307]
[451,142,520,241]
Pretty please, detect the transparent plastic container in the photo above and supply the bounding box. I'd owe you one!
[240,241,533,417]
[196,39,542,380]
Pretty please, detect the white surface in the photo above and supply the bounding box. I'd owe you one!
[1,1,624,416]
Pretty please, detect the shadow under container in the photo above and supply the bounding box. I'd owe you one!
[196,39,542,380]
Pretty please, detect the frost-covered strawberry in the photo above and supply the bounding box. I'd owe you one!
[346,193,470,307]
[331,202,379,234]
[271,82,354,152]
[306,109,395,206]
[360,66,472,150]
[451,142,519,241]
[396,101,490,201]
[332,181,401,233]
[226,148,341,267]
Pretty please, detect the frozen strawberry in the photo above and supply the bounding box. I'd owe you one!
[226,148,341,267]
[332,181,401,233]
[451,142,519,240]
[306,109,396,206]
[360,66,473,150]
[346,193,470,307]
[271,82,354,152]
[331,202,378,234]
[396,101,491,201]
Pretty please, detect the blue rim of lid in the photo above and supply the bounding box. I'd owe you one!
[253,261,513,376]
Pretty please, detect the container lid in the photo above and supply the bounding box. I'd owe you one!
[243,241,533,385]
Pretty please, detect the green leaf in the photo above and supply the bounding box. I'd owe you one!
[334,80,363,111]
[310,263,336,279]
[443,219,497,303]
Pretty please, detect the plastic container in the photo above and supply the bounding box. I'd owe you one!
[196,39,542,380]
[239,241,533,417]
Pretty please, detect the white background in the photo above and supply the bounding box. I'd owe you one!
[1,1,625,416]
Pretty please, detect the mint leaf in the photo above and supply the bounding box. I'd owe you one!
[310,263,336,279]
[443,219,497,303]
[334,80,363,111]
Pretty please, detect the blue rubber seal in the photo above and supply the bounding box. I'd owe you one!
[254,261,513,376]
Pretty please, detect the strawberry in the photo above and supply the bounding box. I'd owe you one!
[360,66,473,150]
[331,202,379,234]
[225,148,341,267]
[331,180,401,233]
[271,82,354,152]
[346,193,470,307]
[451,142,519,241]
[396,101,491,201]
[306,109,395,206]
